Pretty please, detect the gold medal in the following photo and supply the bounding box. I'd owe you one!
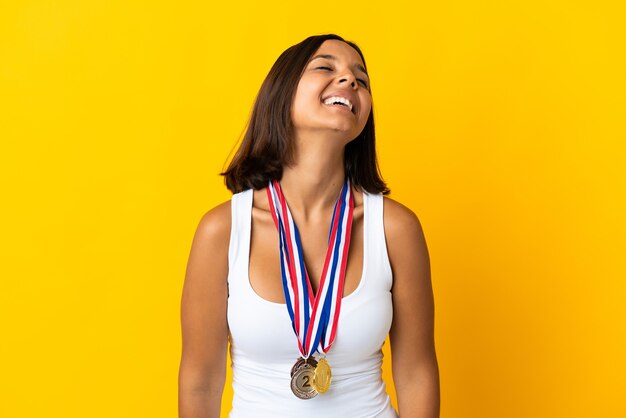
[313,357,332,394]
[290,361,318,399]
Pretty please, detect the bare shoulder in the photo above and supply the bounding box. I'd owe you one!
[193,199,232,245]
[382,196,426,241]
[182,197,232,317]
[184,199,233,285]
[382,196,430,281]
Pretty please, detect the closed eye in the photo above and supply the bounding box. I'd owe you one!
[316,66,369,88]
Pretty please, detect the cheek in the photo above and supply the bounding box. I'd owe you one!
[360,100,372,121]
[293,82,319,104]
[291,95,320,127]
[299,83,322,104]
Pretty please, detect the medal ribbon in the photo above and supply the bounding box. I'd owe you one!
[266,178,354,358]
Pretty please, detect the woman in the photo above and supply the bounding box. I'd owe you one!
[179,34,440,418]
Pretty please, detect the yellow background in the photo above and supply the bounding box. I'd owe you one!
[1,1,624,417]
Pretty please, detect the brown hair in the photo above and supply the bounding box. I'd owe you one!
[220,33,390,195]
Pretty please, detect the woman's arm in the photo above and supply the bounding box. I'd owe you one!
[384,198,440,418]
[179,201,231,418]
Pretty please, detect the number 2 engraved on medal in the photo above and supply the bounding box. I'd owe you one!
[302,375,311,387]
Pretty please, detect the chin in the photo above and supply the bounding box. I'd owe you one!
[325,118,358,132]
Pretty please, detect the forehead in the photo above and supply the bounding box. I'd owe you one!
[310,39,365,66]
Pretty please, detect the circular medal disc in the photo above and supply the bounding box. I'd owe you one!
[290,363,318,399]
[313,357,332,394]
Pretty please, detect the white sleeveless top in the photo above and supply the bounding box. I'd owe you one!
[226,188,398,418]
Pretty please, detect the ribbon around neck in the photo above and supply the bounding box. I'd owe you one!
[266,178,354,358]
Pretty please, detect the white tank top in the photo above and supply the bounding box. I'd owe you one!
[226,187,398,418]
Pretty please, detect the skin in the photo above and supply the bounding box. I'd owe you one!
[179,39,440,418]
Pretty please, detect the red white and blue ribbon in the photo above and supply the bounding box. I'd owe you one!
[266,178,354,359]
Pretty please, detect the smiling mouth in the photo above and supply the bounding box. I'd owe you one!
[321,101,356,115]
[325,102,352,111]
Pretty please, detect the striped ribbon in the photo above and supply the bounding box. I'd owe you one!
[266,178,354,358]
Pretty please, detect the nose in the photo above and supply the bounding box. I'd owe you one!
[338,72,358,89]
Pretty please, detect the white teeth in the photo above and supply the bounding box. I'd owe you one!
[323,96,353,111]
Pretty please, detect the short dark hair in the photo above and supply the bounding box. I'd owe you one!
[220,33,390,195]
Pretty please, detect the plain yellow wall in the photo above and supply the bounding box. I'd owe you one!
[1,1,624,417]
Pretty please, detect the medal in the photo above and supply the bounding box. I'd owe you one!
[290,357,318,399]
[313,356,332,394]
[267,178,354,398]
[290,361,318,399]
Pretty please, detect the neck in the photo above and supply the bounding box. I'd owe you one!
[278,136,346,221]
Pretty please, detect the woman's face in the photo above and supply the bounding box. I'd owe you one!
[291,39,372,144]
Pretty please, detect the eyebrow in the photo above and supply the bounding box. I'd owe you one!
[308,54,369,79]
